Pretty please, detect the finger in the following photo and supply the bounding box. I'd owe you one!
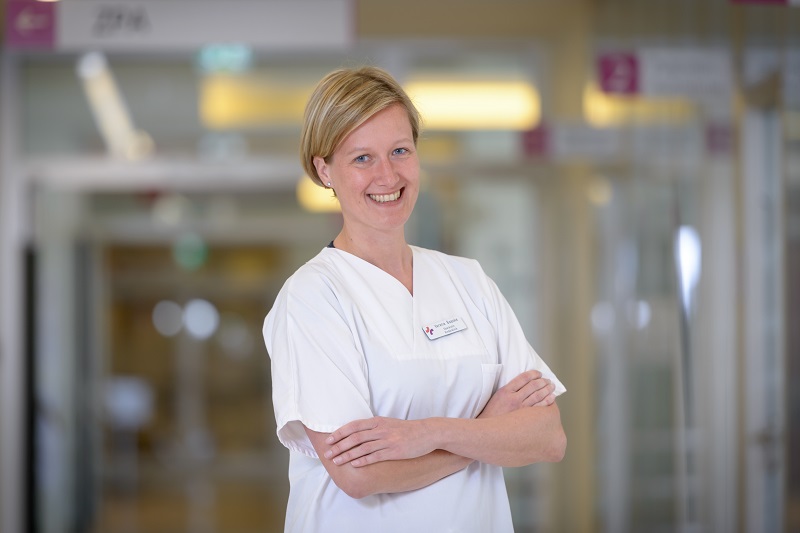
[502,373,529,393]
[507,370,543,392]
[328,440,384,465]
[326,418,377,444]
[516,377,549,399]
[351,448,390,467]
[522,381,555,407]
[527,377,551,393]
[533,392,556,407]
[325,427,377,459]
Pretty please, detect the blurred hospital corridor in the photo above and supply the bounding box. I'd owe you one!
[1,0,799,532]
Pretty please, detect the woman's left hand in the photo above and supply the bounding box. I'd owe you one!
[324,417,435,467]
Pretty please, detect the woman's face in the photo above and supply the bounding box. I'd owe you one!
[313,104,419,238]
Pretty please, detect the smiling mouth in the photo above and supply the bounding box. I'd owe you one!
[368,188,402,203]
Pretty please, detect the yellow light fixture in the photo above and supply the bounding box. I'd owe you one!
[296,176,341,213]
[583,82,696,127]
[200,74,311,129]
[404,80,540,130]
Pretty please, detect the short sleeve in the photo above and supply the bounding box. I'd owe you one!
[484,273,567,396]
[263,270,374,457]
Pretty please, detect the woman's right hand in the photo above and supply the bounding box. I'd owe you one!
[478,370,555,419]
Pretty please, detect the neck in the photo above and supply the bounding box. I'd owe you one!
[333,227,413,293]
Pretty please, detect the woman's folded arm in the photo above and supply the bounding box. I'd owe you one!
[325,401,565,470]
[306,369,564,498]
[304,426,472,499]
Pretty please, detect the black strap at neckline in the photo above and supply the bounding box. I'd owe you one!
[327,240,335,249]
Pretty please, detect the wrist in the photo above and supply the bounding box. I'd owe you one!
[432,417,458,452]
[421,417,447,451]
[428,419,476,468]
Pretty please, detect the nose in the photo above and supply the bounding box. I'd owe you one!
[373,156,399,187]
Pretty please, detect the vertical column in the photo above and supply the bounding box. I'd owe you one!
[35,189,83,533]
[545,3,597,532]
[740,109,786,533]
[0,51,26,533]
[694,157,739,532]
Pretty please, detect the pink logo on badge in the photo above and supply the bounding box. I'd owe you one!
[423,317,466,341]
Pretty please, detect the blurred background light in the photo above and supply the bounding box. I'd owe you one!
[196,43,253,73]
[200,74,311,129]
[404,79,540,130]
[587,176,614,206]
[76,51,154,160]
[200,75,541,132]
[183,299,220,340]
[103,377,154,430]
[297,176,341,213]
[591,301,616,334]
[626,299,652,330]
[152,300,183,337]
[217,313,255,359]
[172,233,208,271]
[583,82,696,128]
[676,225,702,311]
[151,193,193,227]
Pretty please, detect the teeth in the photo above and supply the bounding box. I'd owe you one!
[369,191,401,203]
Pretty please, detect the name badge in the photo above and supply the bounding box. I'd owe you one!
[422,316,467,340]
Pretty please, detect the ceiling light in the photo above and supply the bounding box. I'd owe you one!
[200,74,311,129]
[404,80,540,130]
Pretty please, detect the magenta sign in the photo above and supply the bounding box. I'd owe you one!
[597,52,640,94]
[5,1,56,49]
[521,125,550,158]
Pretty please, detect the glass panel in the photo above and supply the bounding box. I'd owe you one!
[97,243,289,533]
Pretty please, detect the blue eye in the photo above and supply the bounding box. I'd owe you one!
[393,148,409,156]
[354,154,369,163]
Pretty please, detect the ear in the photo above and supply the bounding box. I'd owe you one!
[312,156,330,185]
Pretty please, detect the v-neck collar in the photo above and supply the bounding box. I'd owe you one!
[325,244,415,298]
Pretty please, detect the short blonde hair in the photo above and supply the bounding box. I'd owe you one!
[300,66,420,187]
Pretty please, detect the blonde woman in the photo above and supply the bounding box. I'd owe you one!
[264,66,566,532]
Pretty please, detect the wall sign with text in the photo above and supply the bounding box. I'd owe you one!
[596,48,733,104]
[6,0,354,52]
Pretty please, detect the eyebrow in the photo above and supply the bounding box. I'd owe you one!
[343,138,414,156]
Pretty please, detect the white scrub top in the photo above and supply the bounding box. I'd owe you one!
[263,245,566,533]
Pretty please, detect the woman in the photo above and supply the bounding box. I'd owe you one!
[264,66,566,532]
